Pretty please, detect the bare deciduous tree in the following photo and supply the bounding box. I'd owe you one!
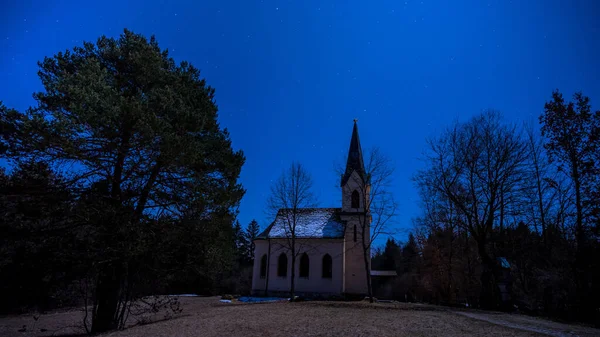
[522,123,573,244]
[415,111,528,309]
[266,162,317,300]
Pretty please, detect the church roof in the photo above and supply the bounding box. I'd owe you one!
[258,208,345,239]
[341,120,366,186]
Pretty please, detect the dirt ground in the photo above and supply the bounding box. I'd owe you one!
[1,297,598,337]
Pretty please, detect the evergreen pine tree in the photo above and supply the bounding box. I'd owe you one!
[245,219,260,261]
[1,29,245,332]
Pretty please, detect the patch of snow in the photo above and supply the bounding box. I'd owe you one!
[238,297,287,303]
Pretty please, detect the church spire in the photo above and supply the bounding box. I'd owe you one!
[341,119,366,186]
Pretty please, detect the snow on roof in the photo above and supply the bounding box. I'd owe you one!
[370,270,398,277]
[264,208,345,239]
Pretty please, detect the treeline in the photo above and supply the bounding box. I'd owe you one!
[373,92,599,325]
[0,29,252,333]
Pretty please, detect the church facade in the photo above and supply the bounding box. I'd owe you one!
[251,121,371,297]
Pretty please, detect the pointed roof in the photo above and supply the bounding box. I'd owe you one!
[341,120,366,186]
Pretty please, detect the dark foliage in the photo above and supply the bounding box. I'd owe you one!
[372,238,401,271]
[0,162,80,313]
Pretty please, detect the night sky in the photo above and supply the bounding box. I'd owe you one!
[1,1,599,244]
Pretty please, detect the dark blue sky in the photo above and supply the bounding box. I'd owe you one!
[1,1,598,244]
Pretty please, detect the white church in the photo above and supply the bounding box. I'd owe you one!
[251,121,372,297]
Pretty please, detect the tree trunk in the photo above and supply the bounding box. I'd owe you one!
[363,243,373,303]
[499,189,505,234]
[92,261,124,333]
[534,162,547,245]
[572,164,590,317]
[447,231,454,304]
[290,240,296,301]
[361,216,373,303]
[476,238,500,309]
[573,165,585,255]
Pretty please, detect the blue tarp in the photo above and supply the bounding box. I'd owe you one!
[238,297,287,303]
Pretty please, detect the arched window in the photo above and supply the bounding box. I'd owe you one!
[260,254,267,279]
[351,190,360,208]
[299,253,309,278]
[277,253,287,277]
[322,254,332,279]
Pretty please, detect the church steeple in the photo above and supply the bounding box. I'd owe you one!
[341,119,366,186]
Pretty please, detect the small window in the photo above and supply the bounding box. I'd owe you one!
[353,225,357,242]
[351,190,360,208]
[260,254,267,279]
[277,253,287,277]
[322,254,332,279]
[299,253,309,278]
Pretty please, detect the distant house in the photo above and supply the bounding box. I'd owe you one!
[251,121,371,297]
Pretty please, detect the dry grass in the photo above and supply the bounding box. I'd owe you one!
[1,297,598,337]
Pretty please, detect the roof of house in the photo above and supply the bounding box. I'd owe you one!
[257,208,345,239]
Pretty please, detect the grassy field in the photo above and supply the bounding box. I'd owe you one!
[1,297,598,337]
